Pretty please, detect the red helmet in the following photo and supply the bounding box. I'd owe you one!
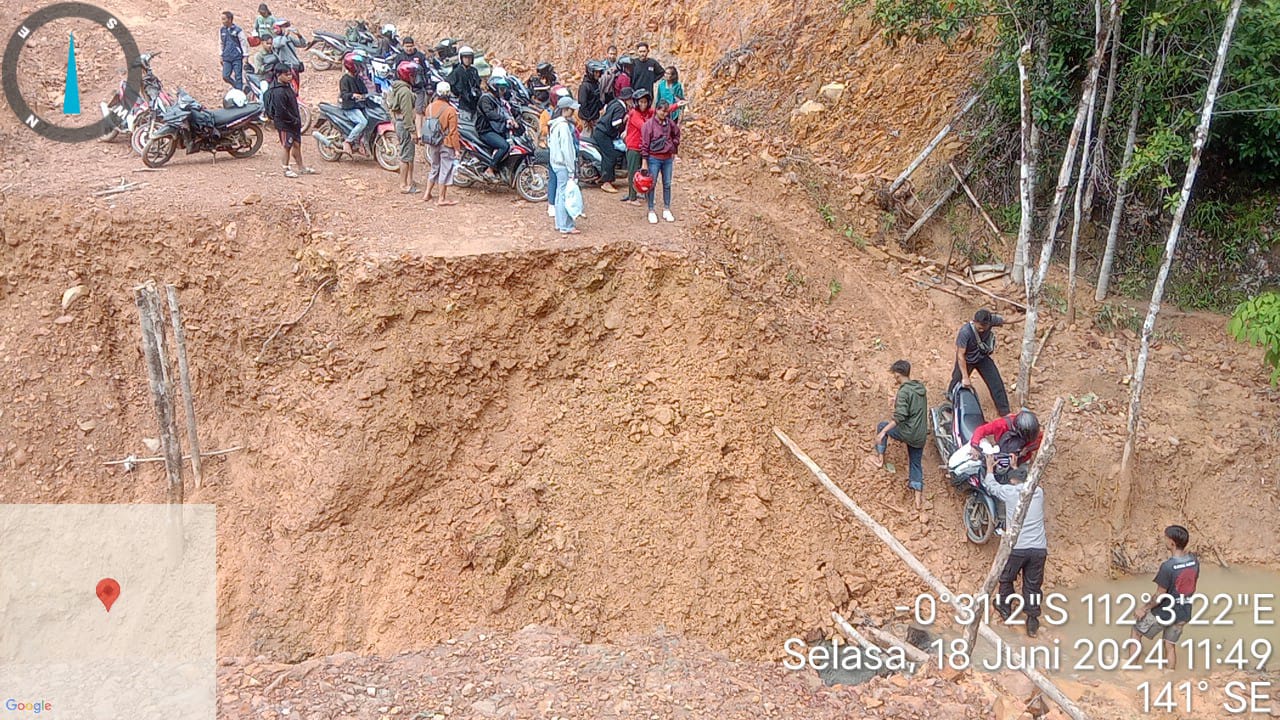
[342,52,362,74]
[632,170,654,194]
[396,61,420,83]
[271,18,289,34]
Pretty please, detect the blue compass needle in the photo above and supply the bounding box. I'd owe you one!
[63,30,80,115]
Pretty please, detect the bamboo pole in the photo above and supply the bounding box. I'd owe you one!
[774,427,1088,720]
[901,180,959,246]
[135,283,183,504]
[831,611,878,651]
[165,285,203,488]
[963,398,1065,652]
[858,620,932,666]
[948,162,1002,238]
[889,94,980,195]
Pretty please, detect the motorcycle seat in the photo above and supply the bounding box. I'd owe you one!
[318,102,343,114]
[314,31,344,42]
[953,386,986,446]
[208,104,263,125]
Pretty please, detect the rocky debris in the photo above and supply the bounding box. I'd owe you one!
[60,285,87,311]
[796,100,827,116]
[217,626,991,719]
[819,82,846,104]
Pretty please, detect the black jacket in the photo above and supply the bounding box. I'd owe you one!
[390,50,430,88]
[595,98,627,139]
[263,82,301,131]
[577,78,603,122]
[475,93,510,137]
[630,58,664,95]
[339,74,368,110]
[448,63,482,113]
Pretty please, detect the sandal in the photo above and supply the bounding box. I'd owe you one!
[283,168,299,178]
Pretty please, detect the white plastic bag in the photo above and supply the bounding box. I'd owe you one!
[564,177,583,219]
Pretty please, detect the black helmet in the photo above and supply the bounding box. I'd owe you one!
[586,60,605,74]
[1014,410,1040,440]
[632,88,650,100]
[618,54,634,67]
[536,61,554,76]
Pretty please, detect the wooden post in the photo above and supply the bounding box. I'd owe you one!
[774,427,1089,720]
[948,162,1002,238]
[831,611,878,651]
[856,618,932,666]
[135,283,183,504]
[889,94,980,195]
[901,180,959,247]
[964,398,1065,652]
[165,285,203,488]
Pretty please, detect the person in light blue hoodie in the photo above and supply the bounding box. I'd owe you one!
[548,95,581,235]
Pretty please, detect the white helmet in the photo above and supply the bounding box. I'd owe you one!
[223,88,247,108]
[459,45,474,57]
[435,80,451,96]
[490,66,506,79]
[381,23,396,36]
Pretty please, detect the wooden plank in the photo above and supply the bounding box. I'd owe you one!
[135,283,183,503]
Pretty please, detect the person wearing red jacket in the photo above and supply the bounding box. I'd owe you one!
[621,88,654,204]
[640,99,682,224]
[969,409,1041,467]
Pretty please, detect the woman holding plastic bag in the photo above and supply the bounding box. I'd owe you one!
[548,95,583,235]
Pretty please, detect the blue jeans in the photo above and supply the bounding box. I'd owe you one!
[553,168,574,232]
[479,131,509,168]
[646,155,673,210]
[221,58,243,90]
[343,107,368,144]
[876,421,924,491]
[547,164,558,209]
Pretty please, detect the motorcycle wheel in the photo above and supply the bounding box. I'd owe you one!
[298,104,313,134]
[310,53,334,72]
[228,124,264,158]
[130,111,153,155]
[520,109,540,134]
[515,163,550,203]
[101,120,121,142]
[577,159,601,186]
[142,135,177,168]
[963,493,995,545]
[314,120,343,162]
[374,129,401,172]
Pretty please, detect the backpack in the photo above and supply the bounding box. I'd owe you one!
[421,104,445,146]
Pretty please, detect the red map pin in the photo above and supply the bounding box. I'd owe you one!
[96,578,120,612]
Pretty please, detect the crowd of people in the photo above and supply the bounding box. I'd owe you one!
[214,7,688,228]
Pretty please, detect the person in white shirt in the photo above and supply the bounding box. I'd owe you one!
[981,452,1047,637]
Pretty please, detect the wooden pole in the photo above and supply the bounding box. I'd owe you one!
[165,285,203,488]
[948,162,1002,237]
[857,619,932,666]
[963,398,1065,652]
[901,180,959,246]
[774,427,1088,720]
[831,611,878,650]
[889,94,980,195]
[135,283,183,504]
[949,275,1028,311]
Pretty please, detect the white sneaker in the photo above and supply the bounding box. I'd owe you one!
[547,205,555,217]
[662,209,675,222]
[648,211,658,224]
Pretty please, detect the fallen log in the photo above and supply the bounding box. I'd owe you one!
[889,94,980,195]
[901,180,960,246]
[859,621,932,666]
[949,274,1028,311]
[949,162,1004,238]
[774,426,1089,720]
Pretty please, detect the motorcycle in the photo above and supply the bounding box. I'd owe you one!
[930,384,1022,545]
[100,52,174,153]
[311,96,400,171]
[453,112,549,202]
[141,91,265,168]
[306,30,349,71]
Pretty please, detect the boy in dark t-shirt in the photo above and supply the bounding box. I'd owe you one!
[948,308,1010,415]
[1132,524,1200,669]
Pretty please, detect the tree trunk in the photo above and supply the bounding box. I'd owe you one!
[1082,12,1122,218]
[1096,28,1154,302]
[1115,0,1243,530]
[1067,0,1117,324]
[1016,0,1115,406]
[1012,41,1036,288]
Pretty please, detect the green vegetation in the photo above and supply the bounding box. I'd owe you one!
[1229,292,1280,385]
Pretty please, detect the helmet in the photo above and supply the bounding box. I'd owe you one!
[618,55,634,67]
[489,75,510,90]
[586,60,604,74]
[271,18,289,34]
[632,169,654,194]
[396,60,420,83]
[223,88,247,108]
[490,66,506,79]
[435,80,452,96]
[1013,410,1040,440]
[342,52,362,74]
[381,23,396,37]
[552,84,570,98]
[536,62,554,76]
[459,45,474,58]
[632,88,651,101]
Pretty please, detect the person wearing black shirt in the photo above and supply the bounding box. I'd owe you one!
[338,57,370,155]
[630,41,664,96]
[475,76,517,173]
[591,87,631,192]
[577,61,604,127]
[949,308,1010,415]
[1132,525,1200,670]
[448,46,482,114]
[391,36,432,114]
[263,70,314,177]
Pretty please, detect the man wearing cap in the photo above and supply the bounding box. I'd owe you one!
[422,81,461,207]
[591,86,631,193]
[949,308,1011,415]
[549,94,582,234]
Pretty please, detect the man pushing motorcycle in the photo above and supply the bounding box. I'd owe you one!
[969,409,1041,469]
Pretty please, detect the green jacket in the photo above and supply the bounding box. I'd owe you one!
[893,380,928,448]
[388,80,416,134]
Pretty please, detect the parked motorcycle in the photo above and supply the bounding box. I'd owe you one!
[311,96,399,171]
[243,67,313,132]
[306,24,381,71]
[930,384,1022,545]
[141,91,264,168]
[101,52,174,154]
[453,113,549,202]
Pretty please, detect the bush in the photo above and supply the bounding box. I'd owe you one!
[1228,292,1280,385]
